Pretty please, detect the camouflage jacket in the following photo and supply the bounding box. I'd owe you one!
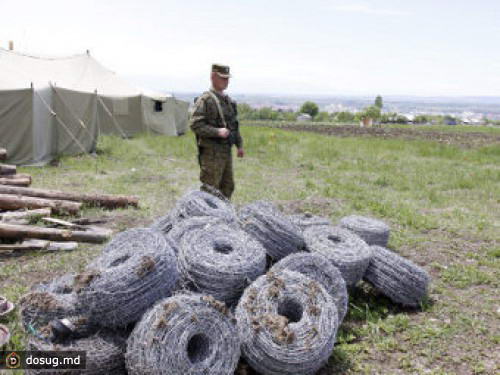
[189,89,243,149]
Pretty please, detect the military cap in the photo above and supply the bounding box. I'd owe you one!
[212,63,231,78]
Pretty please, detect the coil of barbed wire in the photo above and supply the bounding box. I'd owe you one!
[166,216,237,255]
[239,201,306,260]
[303,226,372,287]
[173,189,237,223]
[27,329,128,375]
[339,215,390,247]
[364,245,430,307]
[20,291,81,333]
[126,293,241,375]
[288,213,332,231]
[32,273,76,294]
[101,227,166,255]
[76,230,178,328]
[151,212,176,236]
[270,252,348,323]
[177,224,267,304]
[235,269,339,375]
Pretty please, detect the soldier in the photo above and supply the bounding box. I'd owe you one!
[189,64,244,200]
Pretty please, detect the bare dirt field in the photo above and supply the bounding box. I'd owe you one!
[248,123,500,148]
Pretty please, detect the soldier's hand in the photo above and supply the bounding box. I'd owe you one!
[217,128,230,138]
[237,148,244,158]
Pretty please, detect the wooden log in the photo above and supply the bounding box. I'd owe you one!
[0,185,138,209]
[0,148,6,161]
[0,208,51,221]
[72,217,108,225]
[0,173,32,182]
[1,219,29,225]
[0,194,80,215]
[0,240,48,251]
[0,239,78,252]
[0,223,111,243]
[0,164,16,176]
[41,217,89,230]
[0,177,31,187]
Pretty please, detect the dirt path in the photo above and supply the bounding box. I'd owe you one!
[247,123,500,148]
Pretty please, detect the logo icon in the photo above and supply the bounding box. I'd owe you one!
[6,352,21,369]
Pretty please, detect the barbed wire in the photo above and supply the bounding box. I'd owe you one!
[235,269,338,375]
[126,293,241,375]
[174,189,237,223]
[239,201,306,260]
[303,226,372,287]
[288,213,331,231]
[364,245,430,307]
[270,252,348,323]
[339,215,390,247]
[27,329,128,375]
[76,229,178,328]
[177,224,266,305]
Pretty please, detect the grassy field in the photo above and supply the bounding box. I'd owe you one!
[242,120,500,135]
[1,125,499,374]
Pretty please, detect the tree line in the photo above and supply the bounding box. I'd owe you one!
[238,95,498,125]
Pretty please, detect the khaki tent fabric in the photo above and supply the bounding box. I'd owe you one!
[52,87,98,157]
[0,48,188,165]
[0,89,33,165]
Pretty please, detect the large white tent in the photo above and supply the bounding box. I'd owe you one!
[0,48,189,165]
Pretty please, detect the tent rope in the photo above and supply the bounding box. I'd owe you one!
[97,96,128,139]
[51,85,95,142]
[34,90,89,156]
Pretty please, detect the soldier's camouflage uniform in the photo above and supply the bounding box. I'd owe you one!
[189,89,243,199]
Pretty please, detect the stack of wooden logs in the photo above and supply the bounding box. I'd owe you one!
[0,148,31,187]
[0,147,139,253]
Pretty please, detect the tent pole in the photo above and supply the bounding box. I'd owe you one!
[34,90,88,156]
[50,84,95,145]
[97,96,128,139]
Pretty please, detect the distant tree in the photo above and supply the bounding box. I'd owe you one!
[413,115,429,124]
[281,111,298,122]
[334,111,355,123]
[443,115,457,125]
[300,101,319,118]
[237,103,256,120]
[257,107,278,121]
[395,114,409,124]
[374,95,383,109]
[360,105,381,120]
[380,112,397,123]
[314,111,331,122]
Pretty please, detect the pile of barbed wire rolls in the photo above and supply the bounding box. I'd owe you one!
[20,190,431,375]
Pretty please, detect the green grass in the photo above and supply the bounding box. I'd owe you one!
[242,120,500,135]
[1,125,499,374]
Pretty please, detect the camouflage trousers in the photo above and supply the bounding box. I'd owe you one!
[198,145,234,200]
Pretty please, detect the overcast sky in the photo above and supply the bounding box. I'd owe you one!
[2,0,499,96]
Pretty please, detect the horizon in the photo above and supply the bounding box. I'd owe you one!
[3,1,500,97]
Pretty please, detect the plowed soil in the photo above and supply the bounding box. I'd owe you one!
[248,123,500,148]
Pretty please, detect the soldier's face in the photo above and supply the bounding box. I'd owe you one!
[212,73,229,92]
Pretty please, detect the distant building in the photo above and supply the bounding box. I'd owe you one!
[297,113,312,122]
